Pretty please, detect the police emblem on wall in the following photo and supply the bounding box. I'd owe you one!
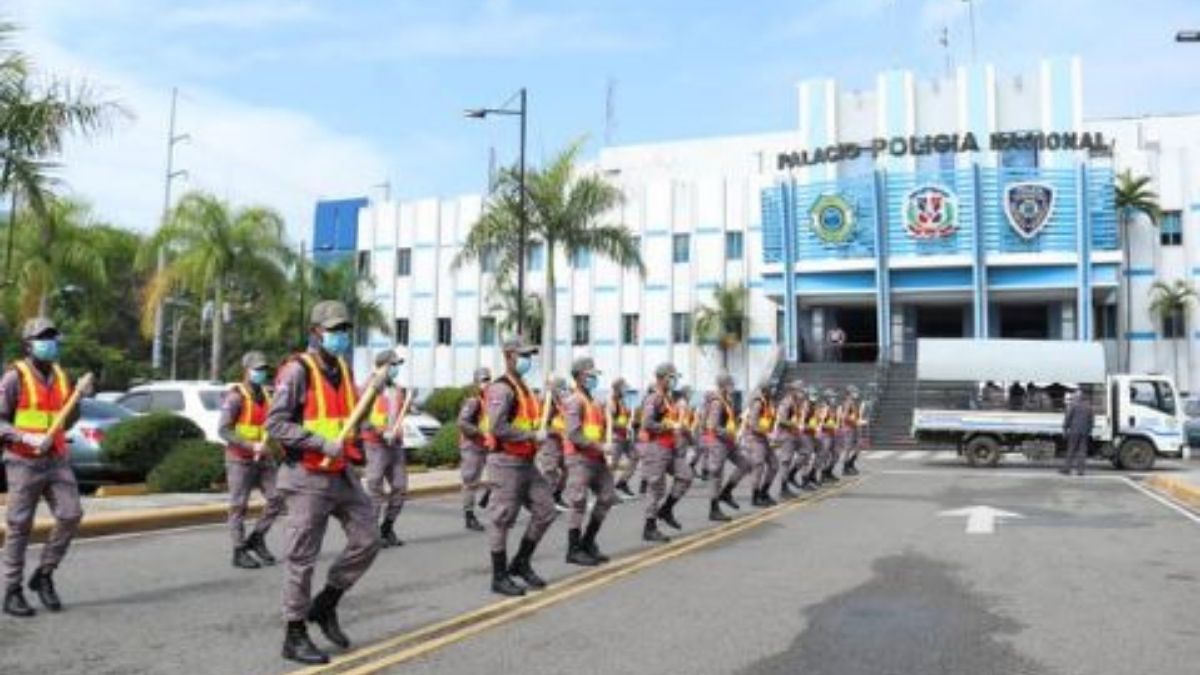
[808,193,856,245]
[1004,182,1056,240]
[904,185,958,239]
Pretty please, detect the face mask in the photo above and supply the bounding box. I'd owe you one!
[515,355,532,375]
[30,339,59,362]
[249,369,269,385]
[585,374,598,391]
[388,365,401,383]
[321,329,351,355]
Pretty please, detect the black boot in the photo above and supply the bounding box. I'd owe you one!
[843,457,860,476]
[719,483,741,510]
[801,472,820,491]
[657,495,682,530]
[701,468,711,482]
[28,566,62,612]
[508,537,547,589]
[581,517,609,563]
[779,477,798,500]
[282,620,329,665]
[380,518,402,548]
[465,510,485,532]
[615,480,634,498]
[553,490,568,511]
[565,528,600,567]
[709,499,731,522]
[490,550,525,597]
[638,479,648,495]
[247,531,277,566]
[824,467,840,483]
[233,545,261,570]
[643,518,670,543]
[759,488,777,507]
[3,584,34,618]
[477,488,492,509]
[306,585,351,649]
[787,466,803,490]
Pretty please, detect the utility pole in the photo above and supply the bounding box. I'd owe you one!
[151,87,189,373]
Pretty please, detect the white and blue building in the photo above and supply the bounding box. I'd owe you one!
[314,56,1200,394]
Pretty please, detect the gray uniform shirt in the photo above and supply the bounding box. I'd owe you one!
[640,389,672,438]
[0,358,82,462]
[746,396,769,440]
[219,384,267,454]
[457,394,486,450]
[265,349,350,457]
[703,394,736,444]
[1063,399,1095,437]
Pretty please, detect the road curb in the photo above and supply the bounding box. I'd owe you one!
[1,482,461,542]
[1144,474,1200,510]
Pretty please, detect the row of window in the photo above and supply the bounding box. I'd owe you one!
[381,312,699,348]
[1092,304,1188,340]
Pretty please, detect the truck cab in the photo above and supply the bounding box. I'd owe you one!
[1109,374,1186,468]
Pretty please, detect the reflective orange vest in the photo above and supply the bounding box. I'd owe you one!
[297,353,361,473]
[229,383,270,461]
[809,404,829,435]
[365,388,406,446]
[565,391,605,459]
[548,400,566,438]
[638,391,678,450]
[609,398,630,440]
[10,361,71,458]
[702,396,737,445]
[484,374,541,459]
[842,402,858,429]
[752,397,775,435]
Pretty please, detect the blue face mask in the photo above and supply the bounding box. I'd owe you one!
[585,374,598,391]
[249,369,269,385]
[321,329,351,355]
[388,365,401,383]
[515,355,532,375]
[30,339,59,362]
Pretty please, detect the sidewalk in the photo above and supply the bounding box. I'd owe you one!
[0,468,462,541]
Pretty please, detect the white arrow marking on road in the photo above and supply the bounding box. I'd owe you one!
[938,505,1024,534]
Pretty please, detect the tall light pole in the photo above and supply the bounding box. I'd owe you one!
[963,0,978,63]
[464,88,528,336]
[152,87,189,372]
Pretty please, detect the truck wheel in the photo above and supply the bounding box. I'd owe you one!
[964,436,1002,468]
[1117,439,1155,472]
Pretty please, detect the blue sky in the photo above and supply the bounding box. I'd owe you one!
[8,0,1199,242]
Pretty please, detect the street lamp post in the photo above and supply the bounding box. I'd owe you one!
[464,88,528,337]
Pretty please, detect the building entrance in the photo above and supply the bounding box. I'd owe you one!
[827,307,878,362]
[915,305,967,338]
[999,304,1051,339]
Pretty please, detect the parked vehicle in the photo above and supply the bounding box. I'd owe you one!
[1184,399,1200,449]
[401,411,441,452]
[911,338,1187,470]
[69,399,140,485]
[116,381,229,441]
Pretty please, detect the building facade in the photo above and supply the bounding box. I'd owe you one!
[316,57,1200,395]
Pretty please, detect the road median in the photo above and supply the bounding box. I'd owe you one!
[1144,474,1200,510]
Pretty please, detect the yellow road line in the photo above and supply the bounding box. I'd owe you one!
[292,478,863,675]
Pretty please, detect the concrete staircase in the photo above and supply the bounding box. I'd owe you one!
[777,361,919,449]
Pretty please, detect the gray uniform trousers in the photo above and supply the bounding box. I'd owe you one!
[610,437,639,483]
[459,445,486,511]
[817,433,837,471]
[775,436,800,481]
[278,463,381,622]
[796,435,816,475]
[744,434,778,491]
[227,458,284,547]
[364,442,408,522]
[485,453,559,553]
[3,456,82,587]
[1065,433,1088,474]
[536,436,567,494]
[639,443,693,519]
[564,454,618,529]
[706,438,749,498]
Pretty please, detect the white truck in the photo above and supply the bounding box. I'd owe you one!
[910,338,1187,470]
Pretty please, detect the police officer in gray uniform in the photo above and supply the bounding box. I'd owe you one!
[772,381,804,501]
[457,367,491,531]
[638,363,693,543]
[220,350,284,570]
[562,357,618,566]
[704,372,750,521]
[267,301,382,665]
[363,349,408,548]
[1060,391,1094,476]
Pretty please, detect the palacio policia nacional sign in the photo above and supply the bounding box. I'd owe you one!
[777,131,1111,170]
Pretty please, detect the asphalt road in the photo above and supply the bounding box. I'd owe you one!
[2,456,1198,675]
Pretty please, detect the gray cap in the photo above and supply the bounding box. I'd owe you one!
[474,367,492,384]
[654,363,677,379]
[22,317,58,340]
[310,300,352,329]
[716,372,734,388]
[502,337,538,355]
[611,377,627,391]
[570,357,600,377]
[550,376,570,393]
[242,351,268,369]
[374,348,404,367]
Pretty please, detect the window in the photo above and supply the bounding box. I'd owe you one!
[1162,307,1186,339]
[1094,304,1117,340]
[569,248,591,269]
[199,390,224,411]
[355,322,369,347]
[527,243,545,272]
[1000,133,1039,169]
[631,236,641,254]
[672,312,691,344]
[776,309,785,343]
[149,390,185,412]
[672,234,690,264]
[622,313,640,345]
[481,247,500,273]
[356,250,371,276]
[725,231,744,260]
[117,392,151,413]
[480,317,497,346]
[396,247,412,276]
[395,318,410,346]
[529,324,543,347]
[437,317,452,345]
[1130,380,1177,416]
[572,315,590,346]
[1161,211,1182,246]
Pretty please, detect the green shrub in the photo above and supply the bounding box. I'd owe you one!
[101,412,205,476]
[421,386,478,424]
[147,440,226,493]
[411,424,460,468]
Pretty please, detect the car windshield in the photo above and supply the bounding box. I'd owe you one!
[199,390,225,411]
[81,399,134,420]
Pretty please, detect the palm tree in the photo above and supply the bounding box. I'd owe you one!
[1115,171,1161,372]
[307,256,391,343]
[1149,279,1196,388]
[488,279,544,345]
[454,138,643,371]
[693,282,749,371]
[9,196,106,318]
[140,191,290,380]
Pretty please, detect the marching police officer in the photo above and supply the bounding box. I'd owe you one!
[704,372,749,521]
[772,381,805,501]
[457,367,491,531]
[266,300,382,665]
[606,377,633,498]
[483,338,558,597]
[638,363,693,542]
[743,383,779,507]
[1,318,90,617]
[800,386,826,489]
[819,388,841,484]
[839,385,863,477]
[562,357,618,566]
[220,350,284,570]
[790,385,819,491]
[539,377,570,511]
[363,349,409,548]
[612,383,642,499]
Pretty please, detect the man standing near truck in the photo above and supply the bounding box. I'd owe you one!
[1060,391,1094,476]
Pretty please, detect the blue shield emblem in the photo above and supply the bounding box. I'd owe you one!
[1004,182,1056,240]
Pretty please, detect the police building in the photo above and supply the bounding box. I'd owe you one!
[314,56,1200,399]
